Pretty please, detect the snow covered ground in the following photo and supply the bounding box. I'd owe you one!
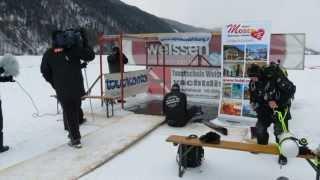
[0,55,146,171]
[81,56,320,180]
[0,55,319,180]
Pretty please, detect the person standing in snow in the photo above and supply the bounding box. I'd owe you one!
[62,61,88,131]
[41,28,95,148]
[0,54,19,153]
[107,46,128,74]
[247,63,296,165]
[107,46,128,103]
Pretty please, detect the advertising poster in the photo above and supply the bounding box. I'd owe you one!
[218,22,271,122]
[127,32,221,67]
[171,67,221,99]
[104,70,149,98]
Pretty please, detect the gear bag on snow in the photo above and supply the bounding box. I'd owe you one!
[176,135,204,168]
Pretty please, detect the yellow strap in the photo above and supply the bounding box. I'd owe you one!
[276,143,283,155]
[274,108,288,133]
[311,158,320,166]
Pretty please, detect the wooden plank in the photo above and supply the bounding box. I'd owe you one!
[166,135,316,159]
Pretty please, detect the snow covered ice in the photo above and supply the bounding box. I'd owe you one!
[0,55,319,180]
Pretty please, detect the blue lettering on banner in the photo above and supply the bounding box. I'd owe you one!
[105,74,148,90]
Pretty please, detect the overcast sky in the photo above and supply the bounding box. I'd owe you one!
[121,0,320,50]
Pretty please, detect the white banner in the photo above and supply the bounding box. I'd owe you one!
[158,33,212,46]
[104,70,148,98]
[171,68,221,99]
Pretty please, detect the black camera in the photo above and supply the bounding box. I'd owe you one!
[52,29,83,49]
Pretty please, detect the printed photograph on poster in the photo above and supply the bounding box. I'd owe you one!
[231,83,243,99]
[208,52,221,66]
[243,83,250,100]
[242,100,257,118]
[223,62,244,77]
[223,45,245,61]
[246,44,268,61]
[223,83,232,98]
[220,99,241,116]
[244,61,267,77]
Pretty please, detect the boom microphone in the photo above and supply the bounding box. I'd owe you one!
[0,54,20,77]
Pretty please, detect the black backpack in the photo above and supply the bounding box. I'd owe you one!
[176,135,204,168]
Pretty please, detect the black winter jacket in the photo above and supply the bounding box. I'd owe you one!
[249,78,274,120]
[41,46,95,99]
[163,89,188,126]
[107,52,128,73]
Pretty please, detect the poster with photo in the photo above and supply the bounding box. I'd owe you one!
[218,21,271,122]
[246,44,268,61]
[220,99,242,116]
[243,84,250,100]
[223,62,244,78]
[223,45,245,61]
[242,100,257,118]
[231,83,243,99]
[223,83,232,98]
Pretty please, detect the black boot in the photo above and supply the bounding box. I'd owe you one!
[250,126,257,139]
[79,117,87,125]
[0,145,9,153]
[68,139,82,149]
[0,133,9,153]
[278,154,288,165]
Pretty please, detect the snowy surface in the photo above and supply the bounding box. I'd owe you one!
[0,55,145,171]
[0,55,319,180]
[0,114,164,180]
[82,56,320,180]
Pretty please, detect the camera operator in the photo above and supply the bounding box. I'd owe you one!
[62,61,87,131]
[0,54,19,153]
[41,28,95,148]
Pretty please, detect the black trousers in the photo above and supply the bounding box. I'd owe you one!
[0,100,4,147]
[255,108,289,145]
[59,97,81,141]
[167,106,200,127]
[63,100,84,130]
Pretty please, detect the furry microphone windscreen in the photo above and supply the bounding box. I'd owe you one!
[0,54,20,77]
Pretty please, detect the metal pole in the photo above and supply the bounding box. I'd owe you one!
[162,45,166,97]
[99,35,104,106]
[83,68,95,121]
[119,33,124,109]
[145,41,149,70]
[198,47,201,66]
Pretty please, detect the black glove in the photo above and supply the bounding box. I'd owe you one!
[8,76,15,82]
[0,76,14,82]
[0,67,5,74]
[79,28,89,47]
[199,131,221,144]
[80,62,88,69]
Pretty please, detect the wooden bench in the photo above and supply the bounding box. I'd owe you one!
[82,95,118,118]
[166,135,320,178]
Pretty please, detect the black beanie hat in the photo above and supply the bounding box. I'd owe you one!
[263,64,277,79]
[171,83,180,91]
[247,64,262,77]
